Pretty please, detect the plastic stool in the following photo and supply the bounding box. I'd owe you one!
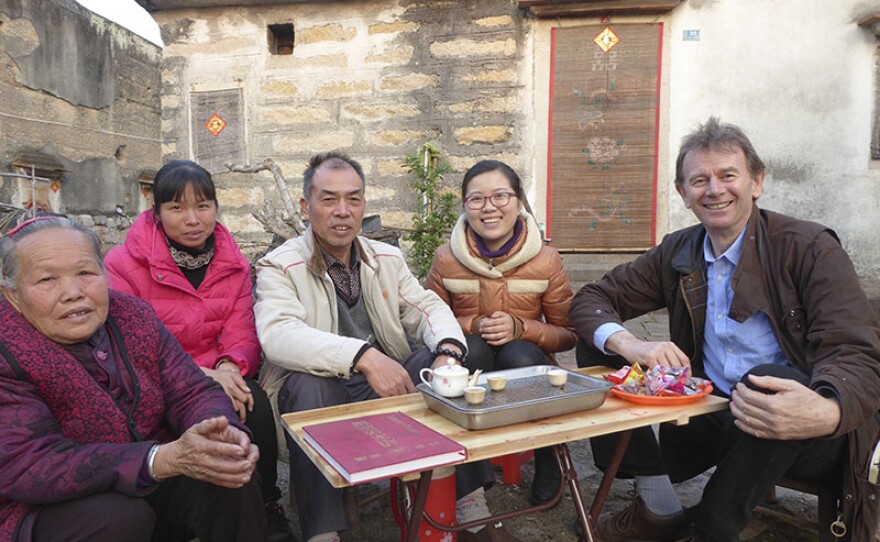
[490,450,534,485]
[391,466,457,542]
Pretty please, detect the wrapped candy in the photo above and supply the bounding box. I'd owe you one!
[606,363,710,396]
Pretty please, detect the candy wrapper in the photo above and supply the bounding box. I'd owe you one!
[606,363,710,396]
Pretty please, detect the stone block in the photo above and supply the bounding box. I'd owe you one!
[341,103,420,122]
[447,152,519,173]
[461,68,518,84]
[472,15,514,28]
[430,38,516,58]
[447,96,516,115]
[366,46,414,65]
[217,187,264,208]
[296,24,357,45]
[260,79,299,98]
[377,158,408,176]
[274,131,356,153]
[453,125,511,146]
[260,106,332,125]
[368,21,420,34]
[379,73,439,92]
[367,129,436,147]
[316,80,373,99]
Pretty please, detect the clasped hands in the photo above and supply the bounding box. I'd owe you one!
[152,416,258,489]
[606,331,841,441]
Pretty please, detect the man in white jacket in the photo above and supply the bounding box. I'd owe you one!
[255,152,522,542]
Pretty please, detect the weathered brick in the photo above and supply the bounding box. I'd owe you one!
[260,105,332,125]
[453,125,511,146]
[274,131,356,152]
[296,24,357,45]
[217,187,264,208]
[260,79,298,98]
[316,80,372,99]
[164,36,256,56]
[447,96,516,114]
[377,158,408,176]
[379,73,439,92]
[472,15,513,28]
[221,213,267,235]
[367,129,436,146]
[267,53,348,70]
[366,46,414,65]
[447,152,519,173]
[341,103,420,122]
[368,21,419,34]
[462,68,518,84]
[430,38,515,58]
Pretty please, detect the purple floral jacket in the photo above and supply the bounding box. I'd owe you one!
[0,291,245,541]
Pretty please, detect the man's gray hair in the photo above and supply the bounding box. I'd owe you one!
[0,217,103,289]
[674,117,766,187]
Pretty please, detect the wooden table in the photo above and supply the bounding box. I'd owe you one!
[282,367,728,541]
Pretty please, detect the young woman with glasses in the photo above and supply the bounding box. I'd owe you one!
[425,159,578,506]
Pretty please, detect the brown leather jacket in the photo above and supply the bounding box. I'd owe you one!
[426,213,577,355]
[571,205,880,540]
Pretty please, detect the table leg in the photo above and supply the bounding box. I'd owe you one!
[589,429,633,524]
[405,470,435,542]
[554,444,594,542]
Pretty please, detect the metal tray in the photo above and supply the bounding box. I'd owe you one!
[417,365,613,430]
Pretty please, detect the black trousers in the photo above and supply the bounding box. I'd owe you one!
[577,341,845,541]
[243,377,281,503]
[278,347,495,540]
[465,335,549,372]
[24,473,266,542]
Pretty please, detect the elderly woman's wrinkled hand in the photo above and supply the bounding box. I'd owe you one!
[153,416,259,489]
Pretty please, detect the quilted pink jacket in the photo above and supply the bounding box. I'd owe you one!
[104,210,261,376]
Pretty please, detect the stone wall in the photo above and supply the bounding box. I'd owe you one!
[0,0,162,248]
[153,0,529,257]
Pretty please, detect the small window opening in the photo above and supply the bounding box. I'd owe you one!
[11,163,63,212]
[269,23,295,55]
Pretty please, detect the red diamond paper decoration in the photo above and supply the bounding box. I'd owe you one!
[205,113,227,137]
[50,180,61,193]
[594,26,620,53]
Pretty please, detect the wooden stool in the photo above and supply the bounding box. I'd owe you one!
[490,450,535,485]
[755,477,840,542]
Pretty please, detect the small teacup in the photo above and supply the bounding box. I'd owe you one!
[486,375,507,391]
[463,386,486,405]
[548,369,568,387]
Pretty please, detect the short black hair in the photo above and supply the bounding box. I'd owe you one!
[302,151,365,200]
[461,160,525,202]
[152,160,217,214]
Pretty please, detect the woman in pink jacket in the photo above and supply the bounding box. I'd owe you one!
[104,160,294,542]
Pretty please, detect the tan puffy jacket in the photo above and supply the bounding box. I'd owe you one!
[425,213,577,355]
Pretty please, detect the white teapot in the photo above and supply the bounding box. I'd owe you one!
[419,359,469,398]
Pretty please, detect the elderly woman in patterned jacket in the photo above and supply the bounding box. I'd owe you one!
[0,217,265,542]
[425,159,578,507]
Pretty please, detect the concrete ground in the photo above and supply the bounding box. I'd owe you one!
[276,310,836,541]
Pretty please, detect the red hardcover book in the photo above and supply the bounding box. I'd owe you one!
[302,411,467,484]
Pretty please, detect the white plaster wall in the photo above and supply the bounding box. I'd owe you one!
[666,0,880,278]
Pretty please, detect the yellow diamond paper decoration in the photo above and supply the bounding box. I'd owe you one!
[594,26,620,53]
[205,113,227,137]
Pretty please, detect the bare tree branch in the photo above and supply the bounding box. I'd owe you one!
[225,159,306,237]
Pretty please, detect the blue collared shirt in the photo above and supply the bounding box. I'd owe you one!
[594,228,788,394]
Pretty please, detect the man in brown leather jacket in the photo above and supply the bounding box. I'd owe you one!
[571,118,880,541]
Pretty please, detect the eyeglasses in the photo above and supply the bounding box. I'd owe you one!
[464,192,517,210]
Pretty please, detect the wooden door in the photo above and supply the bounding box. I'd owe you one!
[547,24,662,251]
